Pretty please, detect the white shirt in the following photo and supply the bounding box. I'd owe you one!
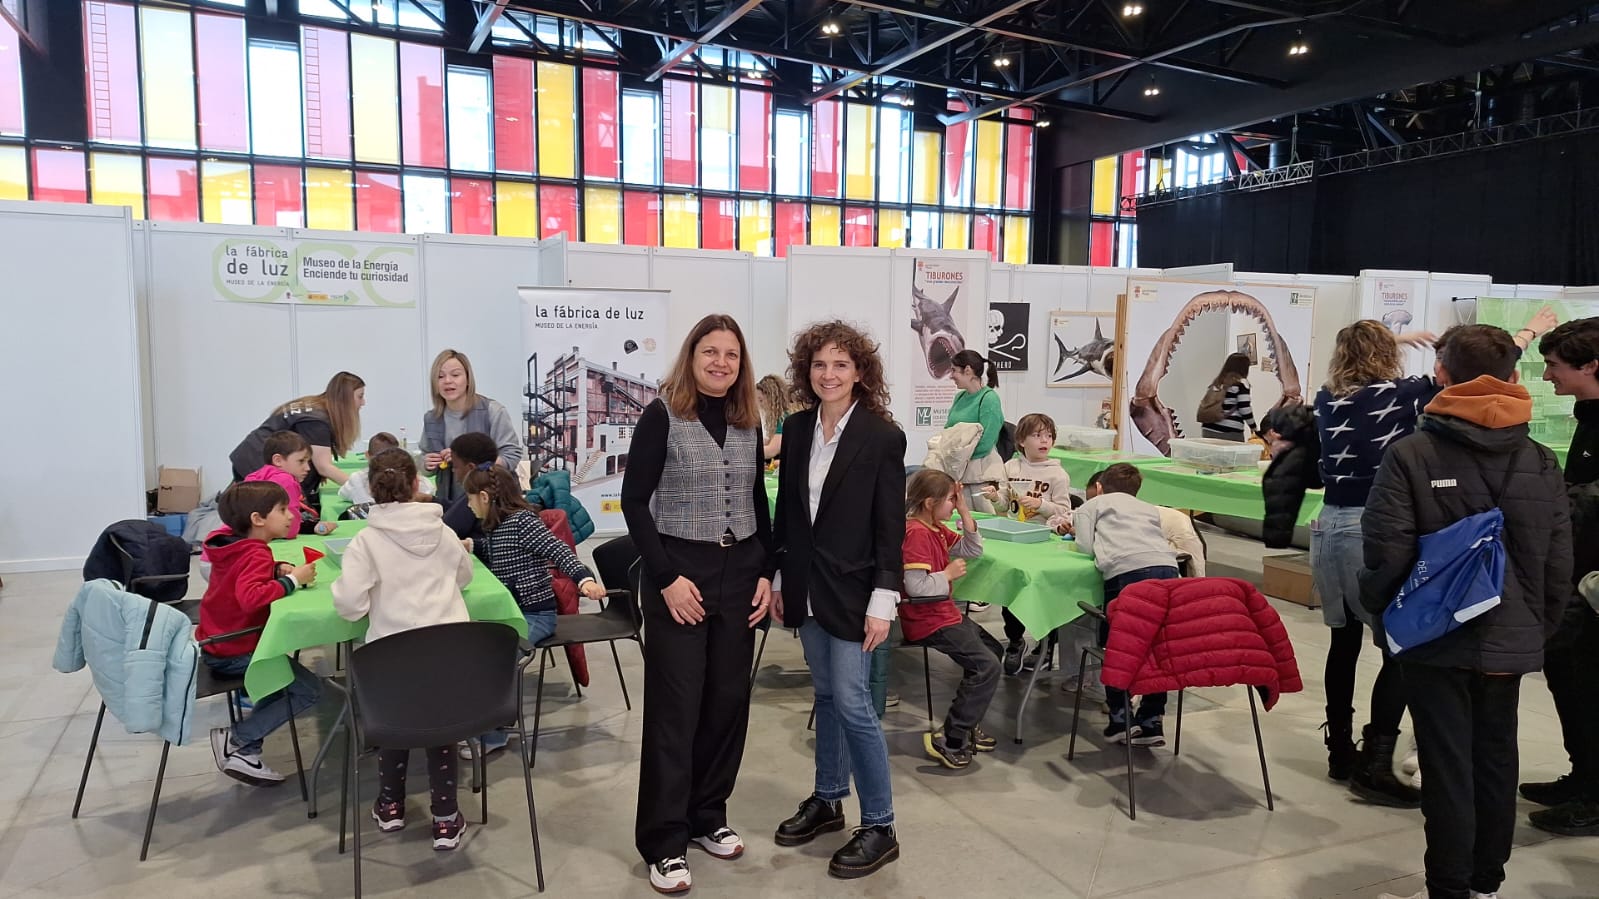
[801,401,898,623]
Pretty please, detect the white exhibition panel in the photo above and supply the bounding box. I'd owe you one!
[750,257,791,377]
[786,245,896,343]
[0,202,146,570]
[559,242,652,291]
[989,264,1106,445]
[1427,271,1494,332]
[651,248,757,353]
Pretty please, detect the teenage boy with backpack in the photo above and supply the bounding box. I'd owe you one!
[1362,324,1572,899]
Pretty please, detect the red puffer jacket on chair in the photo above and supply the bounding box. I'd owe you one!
[1101,577,1302,709]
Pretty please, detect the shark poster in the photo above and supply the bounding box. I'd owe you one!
[908,257,973,427]
[986,302,1029,372]
[1048,311,1116,388]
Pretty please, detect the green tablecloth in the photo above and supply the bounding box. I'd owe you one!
[243,524,525,698]
[318,482,352,524]
[332,453,368,473]
[1047,448,1174,490]
[955,534,1105,636]
[1134,464,1324,526]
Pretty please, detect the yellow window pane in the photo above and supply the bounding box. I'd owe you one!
[305,167,353,230]
[495,182,539,237]
[1003,215,1029,264]
[351,36,399,165]
[662,194,698,248]
[537,62,576,179]
[140,8,196,150]
[878,208,907,249]
[202,161,253,225]
[942,212,969,250]
[810,204,840,246]
[1091,156,1117,217]
[1148,156,1169,192]
[911,131,940,205]
[90,153,145,219]
[974,119,1002,208]
[844,104,875,201]
[584,187,621,244]
[739,199,772,256]
[0,146,28,200]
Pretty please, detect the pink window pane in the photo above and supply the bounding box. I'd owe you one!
[303,26,352,160]
[493,56,534,174]
[703,197,735,250]
[451,178,494,235]
[1090,221,1114,267]
[844,206,874,247]
[811,99,841,198]
[0,12,23,135]
[400,43,446,168]
[624,191,660,246]
[1120,150,1143,218]
[254,164,304,227]
[82,2,141,144]
[774,201,806,258]
[739,89,771,192]
[943,101,970,205]
[356,171,402,232]
[146,158,198,222]
[662,79,697,187]
[972,214,998,260]
[194,14,249,152]
[582,68,620,180]
[1004,123,1033,210]
[540,184,577,239]
[33,149,87,203]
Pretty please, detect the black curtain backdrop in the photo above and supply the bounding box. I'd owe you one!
[1138,129,1599,285]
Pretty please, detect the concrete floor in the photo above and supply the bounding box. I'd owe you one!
[2,528,1593,899]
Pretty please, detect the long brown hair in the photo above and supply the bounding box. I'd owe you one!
[276,371,364,457]
[788,320,895,423]
[1325,320,1402,396]
[755,374,800,436]
[659,315,758,429]
[905,468,956,518]
[462,466,533,533]
[367,448,418,504]
[428,349,478,417]
[1209,352,1252,390]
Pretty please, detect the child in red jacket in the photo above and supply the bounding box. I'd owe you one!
[197,481,320,787]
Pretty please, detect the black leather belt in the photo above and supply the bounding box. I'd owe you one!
[718,532,738,548]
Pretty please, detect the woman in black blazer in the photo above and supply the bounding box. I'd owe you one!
[769,320,906,880]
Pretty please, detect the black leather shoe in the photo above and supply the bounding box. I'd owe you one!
[1528,799,1599,837]
[774,796,845,847]
[828,825,899,878]
[1520,774,1583,808]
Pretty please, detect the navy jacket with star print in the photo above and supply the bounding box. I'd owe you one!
[1314,375,1442,507]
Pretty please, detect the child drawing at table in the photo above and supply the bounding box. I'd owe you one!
[337,432,435,511]
[331,449,475,849]
[998,413,1073,677]
[461,465,607,756]
[901,469,1000,770]
[198,481,320,788]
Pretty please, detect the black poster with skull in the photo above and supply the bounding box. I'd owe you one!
[986,302,1029,372]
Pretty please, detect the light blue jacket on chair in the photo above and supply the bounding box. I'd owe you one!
[54,579,199,746]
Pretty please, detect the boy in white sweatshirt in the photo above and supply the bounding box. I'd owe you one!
[1000,414,1074,675]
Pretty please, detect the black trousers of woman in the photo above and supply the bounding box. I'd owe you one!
[635,535,763,863]
[1325,618,1406,732]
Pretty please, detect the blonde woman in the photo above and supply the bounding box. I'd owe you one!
[756,374,800,461]
[229,371,366,508]
[421,349,523,505]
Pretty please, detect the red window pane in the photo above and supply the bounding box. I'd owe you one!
[146,158,198,222]
[1090,221,1114,267]
[582,68,620,180]
[662,79,697,187]
[540,184,578,239]
[303,26,351,160]
[493,56,534,174]
[944,102,971,205]
[83,2,141,144]
[811,99,840,198]
[399,43,446,168]
[193,14,249,152]
[624,190,660,246]
[0,12,23,135]
[1119,150,1142,218]
[32,149,86,203]
[254,164,304,227]
[739,89,771,193]
[450,178,494,235]
[844,206,874,247]
[1004,123,1034,210]
[703,197,735,250]
[972,213,998,260]
[774,201,806,258]
[356,171,402,232]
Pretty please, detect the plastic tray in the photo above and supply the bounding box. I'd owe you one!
[975,518,1053,544]
[322,537,352,567]
[1169,437,1262,474]
[1056,426,1118,453]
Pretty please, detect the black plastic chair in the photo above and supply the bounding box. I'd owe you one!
[340,621,543,897]
[71,616,306,860]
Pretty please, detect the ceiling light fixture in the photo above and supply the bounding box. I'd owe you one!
[1122,3,1144,16]
[994,56,1012,68]
[1288,30,1309,56]
[1037,119,1052,128]
[820,21,841,36]
[1143,78,1161,98]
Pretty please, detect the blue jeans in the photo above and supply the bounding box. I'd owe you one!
[482,610,558,750]
[203,652,320,755]
[1099,565,1181,724]
[799,618,894,827]
[1310,504,1369,628]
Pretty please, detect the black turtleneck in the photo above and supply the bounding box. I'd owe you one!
[1567,398,1599,486]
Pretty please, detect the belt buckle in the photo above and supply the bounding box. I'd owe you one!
[718,533,737,548]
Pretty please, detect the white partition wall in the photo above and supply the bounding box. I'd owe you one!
[750,257,790,377]
[0,202,146,570]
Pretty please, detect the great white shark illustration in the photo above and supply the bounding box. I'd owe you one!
[1053,319,1115,382]
[910,285,966,379]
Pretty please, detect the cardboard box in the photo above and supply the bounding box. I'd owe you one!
[157,466,202,514]
[1262,551,1319,609]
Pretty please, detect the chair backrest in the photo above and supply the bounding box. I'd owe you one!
[87,521,190,603]
[1176,553,1194,578]
[348,621,521,749]
[590,535,637,591]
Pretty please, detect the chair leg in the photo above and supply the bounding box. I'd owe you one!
[351,710,362,899]
[609,640,631,711]
[73,703,107,819]
[139,742,172,861]
[339,711,352,854]
[749,628,770,694]
[308,701,349,820]
[1067,650,1089,760]
[466,740,487,825]
[529,649,550,769]
[1014,626,1055,745]
[1125,704,1137,821]
[513,718,546,892]
[1248,686,1275,811]
[807,703,816,731]
[288,713,308,802]
[921,647,935,734]
[1174,689,1185,757]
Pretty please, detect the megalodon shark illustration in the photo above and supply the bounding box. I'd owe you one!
[1053,319,1115,382]
[910,285,966,379]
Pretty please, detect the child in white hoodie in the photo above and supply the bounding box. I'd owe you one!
[1000,413,1074,676]
[331,448,474,851]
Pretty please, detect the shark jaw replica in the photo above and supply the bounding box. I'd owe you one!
[1130,290,1304,455]
[910,285,966,379]
[1053,319,1115,383]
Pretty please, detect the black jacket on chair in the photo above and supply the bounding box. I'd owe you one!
[773,405,907,643]
[1260,404,1322,549]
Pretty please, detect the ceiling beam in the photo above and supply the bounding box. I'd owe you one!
[469,0,512,54]
[1198,0,1465,45]
[645,0,766,81]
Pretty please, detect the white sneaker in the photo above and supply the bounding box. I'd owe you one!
[209,727,231,772]
[649,856,691,893]
[1470,892,1498,899]
[1377,892,1425,899]
[221,744,286,787]
[1401,744,1420,776]
[691,826,745,859]
[1410,768,1422,790]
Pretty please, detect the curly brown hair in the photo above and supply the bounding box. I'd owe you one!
[1325,320,1402,396]
[787,320,894,423]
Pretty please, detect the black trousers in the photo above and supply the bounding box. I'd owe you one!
[919,618,1001,748]
[1402,662,1522,899]
[377,746,458,818]
[1543,609,1599,797]
[634,536,762,862]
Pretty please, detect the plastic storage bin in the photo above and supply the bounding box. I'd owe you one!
[975,518,1053,544]
[1168,437,1262,474]
[1056,426,1118,453]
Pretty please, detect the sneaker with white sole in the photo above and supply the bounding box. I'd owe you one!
[432,812,466,850]
[691,827,745,859]
[371,799,405,832]
[222,747,286,786]
[650,856,692,893]
[1378,892,1424,899]
[209,727,231,772]
[1401,746,1420,776]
